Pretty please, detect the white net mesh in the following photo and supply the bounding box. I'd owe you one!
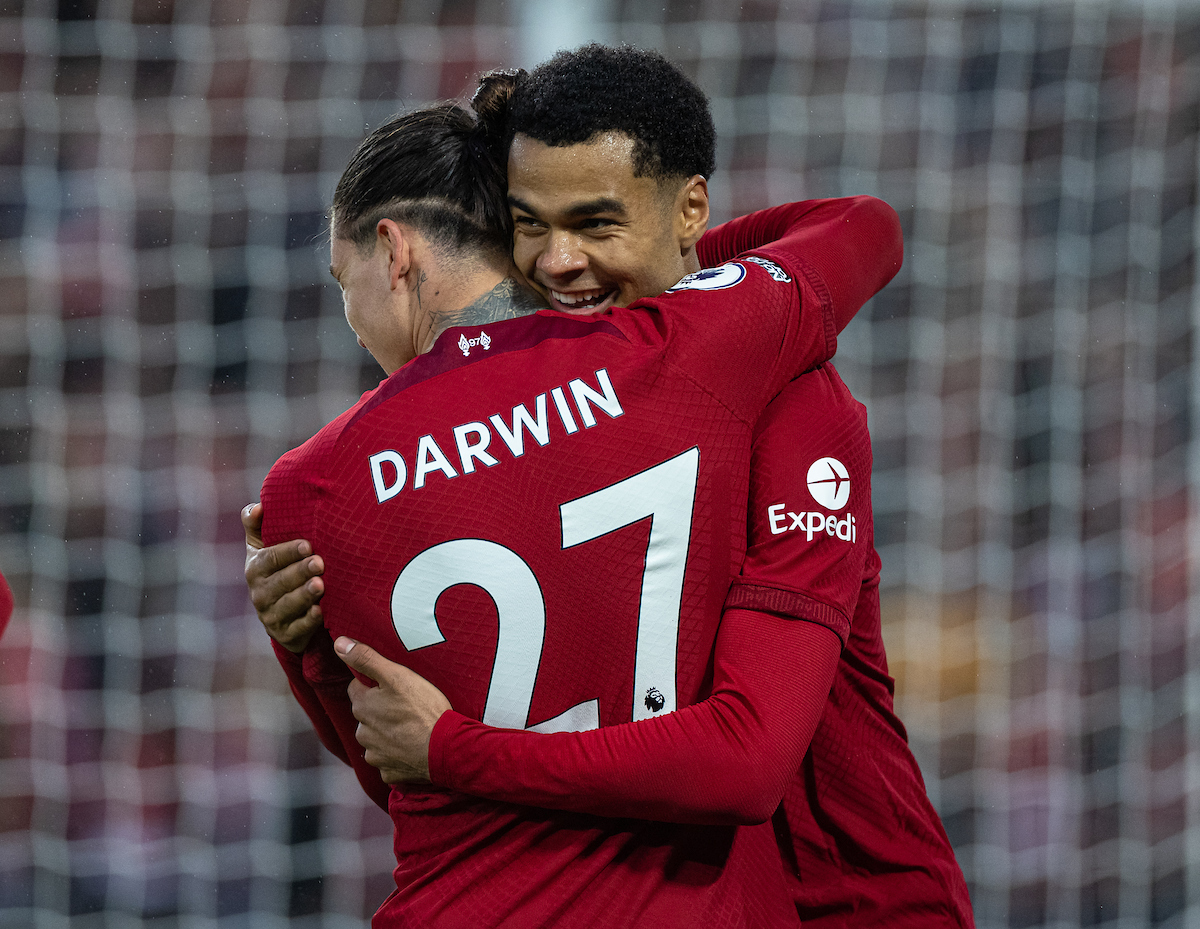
[1,1,1197,925]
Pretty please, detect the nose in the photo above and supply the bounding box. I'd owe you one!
[536,230,587,279]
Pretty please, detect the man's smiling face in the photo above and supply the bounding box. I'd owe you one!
[507,132,698,315]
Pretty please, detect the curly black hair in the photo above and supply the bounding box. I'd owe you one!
[508,44,715,182]
[331,103,510,257]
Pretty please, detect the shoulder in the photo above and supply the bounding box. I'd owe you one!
[264,388,379,487]
[614,258,805,350]
[756,365,867,439]
[260,392,379,546]
[653,257,798,310]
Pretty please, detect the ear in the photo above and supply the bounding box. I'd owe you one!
[377,219,412,291]
[674,175,710,252]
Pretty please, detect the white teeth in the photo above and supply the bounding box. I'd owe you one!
[552,290,605,306]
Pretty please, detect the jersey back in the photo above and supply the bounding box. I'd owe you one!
[262,260,827,929]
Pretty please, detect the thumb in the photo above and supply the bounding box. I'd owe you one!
[242,502,264,550]
[334,636,383,684]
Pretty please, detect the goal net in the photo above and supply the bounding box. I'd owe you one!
[0,1,1195,926]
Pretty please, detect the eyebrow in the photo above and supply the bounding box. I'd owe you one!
[508,194,627,219]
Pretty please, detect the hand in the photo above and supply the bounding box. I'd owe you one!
[336,636,452,784]
[243,502,326,653]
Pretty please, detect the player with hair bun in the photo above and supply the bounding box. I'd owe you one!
[331,102,511,259]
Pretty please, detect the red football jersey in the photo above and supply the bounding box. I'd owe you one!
[262,228,847,927]
[427,368,973,927]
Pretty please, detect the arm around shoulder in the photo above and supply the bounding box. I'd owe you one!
[697,196,903,336]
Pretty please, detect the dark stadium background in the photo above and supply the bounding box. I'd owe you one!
[0,1,1194,926]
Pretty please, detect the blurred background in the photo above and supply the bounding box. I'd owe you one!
[0,0,1195,926]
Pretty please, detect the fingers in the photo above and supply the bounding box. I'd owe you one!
[255,581,324,639]
[246,539,326,651]
[241,502,264,549]
[271,604,325,653]
[340,643,444,787]
[245,536,318,583]
[345,658,428,785]
[335,636,382,683]
[246,543,323,611]
[340,637,452,724]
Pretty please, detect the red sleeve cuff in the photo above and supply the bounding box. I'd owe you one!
[427,709,472,787]
[271,637,304,670]
[300,629,354,684]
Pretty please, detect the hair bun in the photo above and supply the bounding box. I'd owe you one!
[471,68,525,139]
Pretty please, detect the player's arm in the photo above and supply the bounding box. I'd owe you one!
[253,456,392,811]
[335,601,837,824]
[257,549,393,810]
[429,608,841,824]
[697,197,902,336]
[663,197,901,433]
[342,599,840,824]
[272,634,350,766]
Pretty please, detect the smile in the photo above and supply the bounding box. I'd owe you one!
[550,289,613,311]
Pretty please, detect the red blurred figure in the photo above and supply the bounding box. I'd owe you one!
[0,570,11,639]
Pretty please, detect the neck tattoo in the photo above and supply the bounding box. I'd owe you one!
[413,270,429,309]
[442,279,544,329]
